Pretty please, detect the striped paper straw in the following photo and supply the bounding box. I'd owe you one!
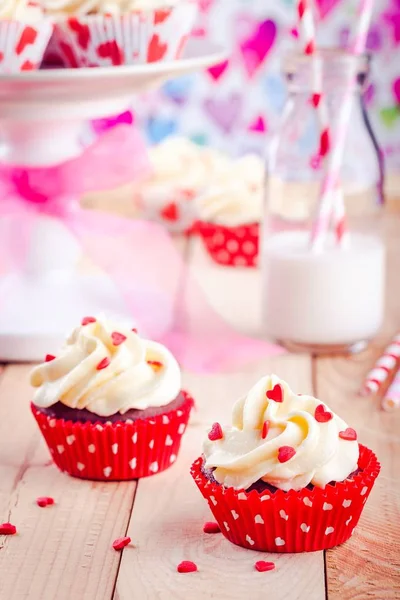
[310,0,375,252]
[381,368,400,412]
[360,333,400,396]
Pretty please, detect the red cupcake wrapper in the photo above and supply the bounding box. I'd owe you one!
[32,391,194,481]
[195,220,259,268]
[0,20,53,72]
[53,3,197,68]
[191,445,380,553]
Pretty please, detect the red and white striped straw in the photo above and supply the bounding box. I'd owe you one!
[310,0,375,252]
[360,333,400,396]
[381,368,400,412]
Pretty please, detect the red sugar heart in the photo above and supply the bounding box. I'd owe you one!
[68,17,90,50]
[147,33,167,62]
[297,0,306,18]
[207,59,229,81]
[304,40,315,55]
[96,357,110,371]
[177,561,197,573]
[255,561,275,572]
[97,40,124,66]
[311,93,321,108]
[314,404,333,423]
[112,536,131,550]
[0,522,17,535]
[16,26,37,55]
[339,428,357,441]
[319,129,330,157]
[45,354,56,362]
[278,446,296,463]
[111,332,127,346]
[261,420,270,440]
[36,496,55,507]
[161,201,179,222]
[266,384,283,403]
[154,8,171,23]
[203,521,221,534]
[82,316,96,326]
[208,422,223,441]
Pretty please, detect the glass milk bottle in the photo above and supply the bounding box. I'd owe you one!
[262,49,386,354]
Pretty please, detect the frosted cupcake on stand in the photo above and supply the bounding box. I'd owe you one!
[45,0,198,67]
[0,0,53,72]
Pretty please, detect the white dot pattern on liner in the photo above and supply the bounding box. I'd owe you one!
[210,496,217,506]
[149,440,154,449]
[279,510,289,521]
[213,232,225,246]
[238,492,247,501]
[178,424,186,434]
[217,250,230,264]
[231,510,239,520]
[170,454,177,463]
[275,537,285,547]
[260,494,270,501]
[111,443,118,455]
[361,486,368,496]
[254,514,264,525]
[129,457,137,469]
[346,516,352,526]
[245,535,255,546]
[57,445,64,454]
[103,466,112,478]
[236,228,246,238]
[177,410,183,417]
[343,499,352,508]
[300,523,310,533]
[149,461,159,473]
[132,432,138,444]
[303,497,313,507]
[226,239,239,253]
[233,256,247,267]
[49,419,56,428]
[165,435,173,446]
[66,435,75,445]
[162,415,170,424]
[223,521,230,532]
[323,502,333,511]
[88,444,96,453]
[77,462,85,471]
[95,424,103,431]
[242,241,255,255]
[325,527,335,535]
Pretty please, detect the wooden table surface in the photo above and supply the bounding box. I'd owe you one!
[0,210,399,600]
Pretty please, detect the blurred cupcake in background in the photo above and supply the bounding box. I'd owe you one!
[194,153,264,268]
[46,0,198,68]
[30,315,194,481]
[0,0,53,72]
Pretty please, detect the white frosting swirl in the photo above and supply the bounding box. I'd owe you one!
[31,317,181,417]
[43,0,180,15]
[0,0,44,21]
[203,374,359,491]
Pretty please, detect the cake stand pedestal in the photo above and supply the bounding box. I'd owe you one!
[0,40,225,361]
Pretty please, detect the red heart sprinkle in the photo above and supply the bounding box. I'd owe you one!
[45,354,56,362]
[132,328,138,333]
[278,446,296,463]
[266,384,284,403]
[305,40,315,55]
[36,496,54,507]
[314,404,333,423]
[319,129,330,157]
[177,561,197,573]
[208,422,223,441]
[297,0,305,18]
[154,8,171,23]
[161,201,179,222]
[111,332,127,346]
[311,93,321,108]
[261,420,270,440]
[203,521,221,534]
[339,428,357,441]
[0,522,17,535]
[82,316,96,326]
[255,561,275,572]
[16,26,37,55]
[96,357,110,371]
[112,536,131,550]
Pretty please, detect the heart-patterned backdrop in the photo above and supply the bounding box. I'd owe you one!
[133,0,400,172]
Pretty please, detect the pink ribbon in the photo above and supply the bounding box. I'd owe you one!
[0,125,284,371]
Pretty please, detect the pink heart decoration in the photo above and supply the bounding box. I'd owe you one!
[238,17,277,78]
[248,115,267,133]
[207,59,229,81]
[203,94,243,134]
[393,77,400,105]
[315,0,342,20]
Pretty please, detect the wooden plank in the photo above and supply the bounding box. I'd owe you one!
[115,355,327,600]
[0,365,136,600]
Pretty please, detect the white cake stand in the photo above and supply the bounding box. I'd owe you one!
[0,39,226,361]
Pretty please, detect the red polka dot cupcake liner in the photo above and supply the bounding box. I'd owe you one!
[0,20,53,72]
[191,445,380,553]
[31,391,194,481]
[195,221,259,268]
[53,2,198,68]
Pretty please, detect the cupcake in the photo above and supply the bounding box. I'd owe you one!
[0,0,53,72]
[30,316,194,481]
[191,374,380,552]
[194,153,264,267]
[46,0,198,68]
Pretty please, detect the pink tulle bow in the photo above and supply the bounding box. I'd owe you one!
[0,125,284,372]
